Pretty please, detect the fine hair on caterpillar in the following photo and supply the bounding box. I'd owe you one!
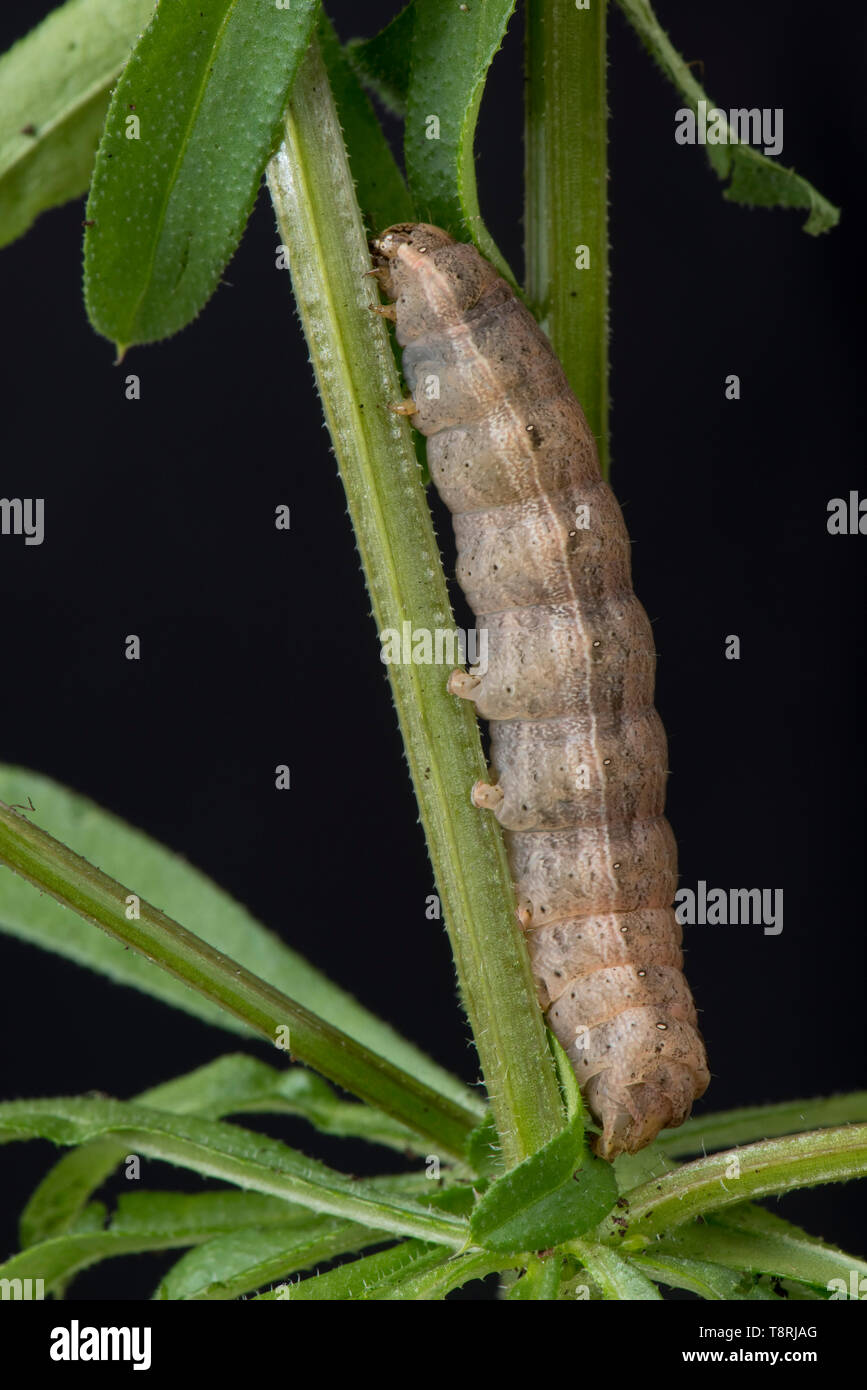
[370,222,709,1160]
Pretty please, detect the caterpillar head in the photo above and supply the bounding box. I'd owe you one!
[369,223,499,341]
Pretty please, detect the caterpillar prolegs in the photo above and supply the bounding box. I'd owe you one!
[371,224,709,1160]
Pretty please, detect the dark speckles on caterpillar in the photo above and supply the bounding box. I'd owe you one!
[370,223,709,1160]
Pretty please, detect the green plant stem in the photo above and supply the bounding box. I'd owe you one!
[614,0,705,114]
[602,1125,867,1248]
[0,800,475,1158]
[657,1092,867,1157]
[525,0,609,475]
[265,38,563,1169]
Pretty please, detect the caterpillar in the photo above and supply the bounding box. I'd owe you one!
[370,223,709,1160]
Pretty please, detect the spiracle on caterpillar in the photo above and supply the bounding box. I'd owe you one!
[369,222,709,1161]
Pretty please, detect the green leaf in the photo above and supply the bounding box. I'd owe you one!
[611,1142,677,1194]
[614,1108,867,1189]
[776,1279,831,1301]
[470,1115,617,1253]
[628,1252,777,1301]
[658,1093,867,1157]
[263,1239,447,1300]
[83,0,321,350]
[655,1203,867,1296]
[20,1054,435,1252]
[507,1254,563,1300]
[379,1248,509,1300]
[548,1027,585,1127]
[155,1216,383,1300]
[130,1055,431,1155]
[0,0,156,249]
[465,1111,504,1181]
[570,1241,662,1300]
[318,13,414,232]
[263,1234,508,1301]
[404,0,517,281]
[599,1126,867,1248]
[0,790,477,1158]
[345,4,413,118]
[0,1221,193,1295]
[21,1055,305,1248]
[615,0,839,235]
[0,768,479,1118]
[112,1189,314,1239]
[0,1097,469,1247]
[2,1189,317,1295]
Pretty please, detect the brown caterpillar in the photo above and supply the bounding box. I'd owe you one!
[371,224,709,1159]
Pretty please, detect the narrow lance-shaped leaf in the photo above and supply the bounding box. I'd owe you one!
[570,1240,662,1301]
[155,1217,385,1301]
[404,0,518,281]
[0,0,156,249]
[599,1126,867,1248]
[0,1213,201,1297]
[5,1190,364,1297]
[609,1137,867,1300]
[628,1252,778,1301]
[775,1280,831,1302]
[20,1054,441,1252]
[317,12,414,232]
[264,1239,452,1301]
[654,1202,867,1296]
[0,796,477,1158]
[21,1055,304,1249]
[506,1254,563,1300]
[657,1092,867,1158]
[379,1249,512,1301]
[615,0,840,235]
[84,0,321,350]
[0,1097,470,1247]
[0,768,481,1120]
[344,3,413,119]
[615,1096,867,1189]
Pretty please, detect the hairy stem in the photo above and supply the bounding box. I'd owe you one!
[525,0,609,474]
[0,799,475,1157]
[266,38,563,1168]
[602,1125,867,1247]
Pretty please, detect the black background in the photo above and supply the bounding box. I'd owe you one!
[0,0,864,1303]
